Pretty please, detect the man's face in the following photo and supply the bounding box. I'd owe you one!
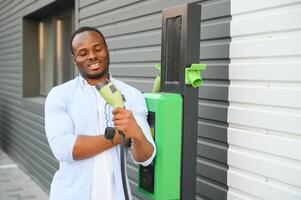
[72,31,110,82]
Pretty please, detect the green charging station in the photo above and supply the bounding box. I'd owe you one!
[139,93,182,199]
[137,3,205,200]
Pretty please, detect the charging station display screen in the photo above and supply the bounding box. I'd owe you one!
[139,111,155,194]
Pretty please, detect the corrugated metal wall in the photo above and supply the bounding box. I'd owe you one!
[78,0,230,199]
[0,0,58,192]
[228,0,301,199]
[2,0,301,199]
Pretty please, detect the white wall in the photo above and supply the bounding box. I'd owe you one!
[228,0,301,199]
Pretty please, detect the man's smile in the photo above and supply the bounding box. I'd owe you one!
[88,62,101,70]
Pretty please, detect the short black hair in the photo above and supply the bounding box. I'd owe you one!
[70,26,107,55]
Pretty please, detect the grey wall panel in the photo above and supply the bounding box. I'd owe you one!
[197,138,228,164]
[79,0,99,9]
[0,130,52,190]
[0,38,20,49]
[201,0,230,20]
[198,119,228,143]
[80,0,142,20]
[0,116,52,173]
[0,119,55,174]
[0,61,21,67]
[0,0,59,193]
[22,97,45,116]
[196,176,227,200]
[0,103,50,155]
[198,101,228,122]
[79,1,199,27]
[0,0,35,22]
[0,66,21,74]
[0,93,21,106]
[110,63,157,78]
[0,90,22,103]
[201,60,229,80]
[199,82,229,101]
[201,17,231,40]
[200,40,230,59]
[0,0,13,9]
[101,13,161,38]
[0,84,21,95]
[0,79,21,90]
[0,1,20,20]
[197,157,228,185]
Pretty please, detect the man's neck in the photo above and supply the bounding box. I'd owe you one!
[85,73,110,86]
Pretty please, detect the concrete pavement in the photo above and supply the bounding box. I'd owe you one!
[0,149,48,200]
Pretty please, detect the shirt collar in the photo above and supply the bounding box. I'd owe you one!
[78,74,88,88]
[78,73,113,88]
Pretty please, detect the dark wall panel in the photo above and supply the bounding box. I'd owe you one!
[0,0,58,193]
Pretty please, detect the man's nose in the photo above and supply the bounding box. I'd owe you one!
[87,50,97,60]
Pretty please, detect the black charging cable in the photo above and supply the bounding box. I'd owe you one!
[119,132,129,200]
[104,104,130,200]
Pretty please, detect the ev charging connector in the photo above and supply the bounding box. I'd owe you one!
[96,81,129,200]
[185,64,206,88]
[152,64,161,93]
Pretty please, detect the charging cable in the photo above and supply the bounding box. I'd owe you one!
[104,104,129,200]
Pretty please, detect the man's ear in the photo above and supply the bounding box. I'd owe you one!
[72,56,76,65]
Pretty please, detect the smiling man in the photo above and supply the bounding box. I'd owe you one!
[45,26,156,200]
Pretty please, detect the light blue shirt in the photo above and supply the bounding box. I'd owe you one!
[45,75,156,200]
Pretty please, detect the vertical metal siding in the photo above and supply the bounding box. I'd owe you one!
[0,0,58,193]
[78,0,230,199]
[196,0,231,199]
[228,0,301,199]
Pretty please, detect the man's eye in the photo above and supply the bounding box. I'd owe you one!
[78,51,87,56]
[95,47,102,51]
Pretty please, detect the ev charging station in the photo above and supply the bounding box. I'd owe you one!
[138,3,206,200]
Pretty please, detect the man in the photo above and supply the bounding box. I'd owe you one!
[45,26,156,200]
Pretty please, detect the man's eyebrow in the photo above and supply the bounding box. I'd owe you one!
[74,42,105,54]
[93,42,105,47]
[75,48,87,53]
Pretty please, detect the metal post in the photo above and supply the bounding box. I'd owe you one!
[161,4,201,200]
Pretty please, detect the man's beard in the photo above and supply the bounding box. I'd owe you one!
[80,68,109,80]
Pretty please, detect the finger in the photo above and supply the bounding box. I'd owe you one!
[112,108,119,115]
[112,113,126,121]
[112,107,124,115]
[114,125,126,133]
[113,119,127,127]
[114,116,131,123]
[113,112,132,121]
[113,119,126,127]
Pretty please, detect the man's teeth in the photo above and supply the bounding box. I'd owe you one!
[90,63,100,68]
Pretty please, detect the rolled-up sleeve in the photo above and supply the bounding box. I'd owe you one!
[45,88,77,162]
[130,91,156,166]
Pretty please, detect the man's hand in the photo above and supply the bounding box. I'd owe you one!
[112,107,154,162]
[112,130,131,147]
[112,108,141,140]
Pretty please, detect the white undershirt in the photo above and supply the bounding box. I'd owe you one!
[91,88,117,200]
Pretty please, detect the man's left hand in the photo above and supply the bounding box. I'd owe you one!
[112,107,141,140]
